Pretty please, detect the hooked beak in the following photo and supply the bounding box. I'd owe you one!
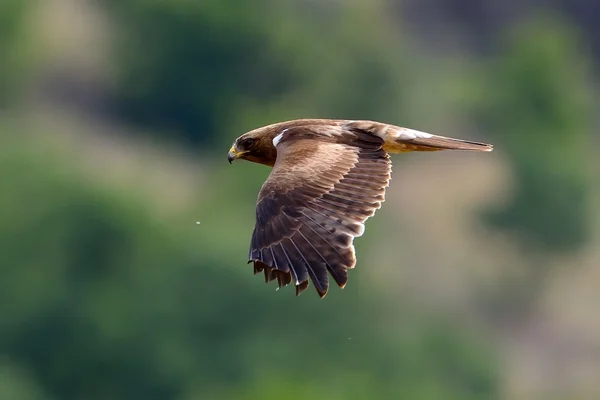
[228,146,241,164]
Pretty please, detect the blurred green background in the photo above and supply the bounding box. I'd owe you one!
[1,0,599,399]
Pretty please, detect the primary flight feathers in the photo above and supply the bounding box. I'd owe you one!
[228,119,493,298]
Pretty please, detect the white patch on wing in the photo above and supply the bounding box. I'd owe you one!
[354,222,365,237]
[273,128,289,147]
[397,127,433,140]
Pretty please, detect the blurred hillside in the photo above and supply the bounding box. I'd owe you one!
[1,0,599,399]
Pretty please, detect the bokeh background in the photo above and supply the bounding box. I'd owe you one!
[2,0,599,399]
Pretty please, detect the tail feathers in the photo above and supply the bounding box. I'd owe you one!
[404,134,493,152]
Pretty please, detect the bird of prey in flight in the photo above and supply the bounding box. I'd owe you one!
[228,119,493,298]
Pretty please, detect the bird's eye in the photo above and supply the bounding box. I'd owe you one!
[241,138,255,148]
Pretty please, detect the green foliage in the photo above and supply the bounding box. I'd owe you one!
[0,362,47,400]
[103,0,411,146]
[0,128,499,399]
[480,14,594,253]
[0,0,36,106]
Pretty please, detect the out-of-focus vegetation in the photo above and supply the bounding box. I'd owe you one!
[0,0,35,106]
[1,0,599,399]
[104,0,411,145]
[480,14,594,254]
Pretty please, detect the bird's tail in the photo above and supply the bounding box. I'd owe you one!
[398,131,493,152]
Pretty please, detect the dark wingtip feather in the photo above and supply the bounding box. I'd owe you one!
[249,259,294,291]
[277,270,292,287]
[295,280,310,296]
[264,267,278,283]
[251,260,262,274]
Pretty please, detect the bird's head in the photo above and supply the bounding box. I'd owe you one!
[228,126,279,167]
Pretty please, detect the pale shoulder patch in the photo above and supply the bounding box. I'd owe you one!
[272,128,289,147]
[396,127,433,140]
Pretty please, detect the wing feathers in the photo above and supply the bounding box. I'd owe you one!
[290,234,330,296]
[281,238,307,284]
[317,196,375,220]
[298,211,349,259]
[297,224,350,286]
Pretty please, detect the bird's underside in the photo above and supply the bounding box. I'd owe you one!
[228,119,493,298]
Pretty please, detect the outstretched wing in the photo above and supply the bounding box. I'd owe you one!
[248,125,391,297]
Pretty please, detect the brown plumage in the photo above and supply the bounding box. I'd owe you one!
[228,119,493,298]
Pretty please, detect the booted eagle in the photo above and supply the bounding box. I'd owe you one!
[228,119,493,298]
